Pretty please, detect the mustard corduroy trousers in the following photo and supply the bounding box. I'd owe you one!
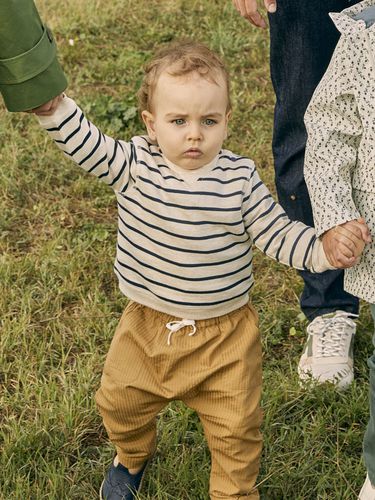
[96,301,262,499]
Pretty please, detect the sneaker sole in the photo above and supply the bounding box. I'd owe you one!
[298,366,353,390]
[358,475,375,499]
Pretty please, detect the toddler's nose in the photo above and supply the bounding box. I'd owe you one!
[187,123,202,141]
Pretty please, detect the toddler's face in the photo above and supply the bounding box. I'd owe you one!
[142,70,230,170]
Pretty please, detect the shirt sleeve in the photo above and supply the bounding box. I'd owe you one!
[37,96,131,192]
[243,167,334,273]
[0,0,67,111]
[304,35,362,237]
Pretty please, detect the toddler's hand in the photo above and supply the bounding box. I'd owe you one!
[27,94,64,116]
[322,218,371,268]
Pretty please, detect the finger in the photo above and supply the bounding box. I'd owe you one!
[325,241,355,268]
[335,254,357,268]
[40,109,56,116]
[342,219,371,243]
[237,0,249,16]
[344,220,368,238]
[339,241,365,257]
[327,243,355,266]
[232,0,240,12]
[334,224,365,246]
[41,102,53,111]
[38,96,62,115]
[356,218,372,242]
[34,106,54,116]
[264,0,277,13]
[31,104,50,114]
[337,233,364,255]
[248,11,267,28]
[346,222,371,244]
[242,0,267,28]
[336,242,355,259]
[50,96,61,111]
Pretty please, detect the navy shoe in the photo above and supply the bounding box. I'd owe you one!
[100,457,148,500]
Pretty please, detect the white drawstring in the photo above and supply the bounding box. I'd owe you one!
[165,319,196,346]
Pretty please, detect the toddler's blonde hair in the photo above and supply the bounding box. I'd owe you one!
[137,40,231,113]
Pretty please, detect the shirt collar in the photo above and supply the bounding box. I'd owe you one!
[162,155,218,183]
[330,0,375,34]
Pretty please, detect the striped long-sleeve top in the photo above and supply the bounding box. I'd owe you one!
[38,97,332,320]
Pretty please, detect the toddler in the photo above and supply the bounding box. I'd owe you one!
[31,41,364,499]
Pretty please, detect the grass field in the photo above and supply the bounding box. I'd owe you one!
[0,1,373,498]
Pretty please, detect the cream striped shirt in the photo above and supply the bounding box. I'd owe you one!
[39,97,332,319]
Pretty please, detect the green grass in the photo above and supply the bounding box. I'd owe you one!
[0,1,373,498]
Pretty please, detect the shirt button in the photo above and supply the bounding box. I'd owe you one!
[290,194,296,201]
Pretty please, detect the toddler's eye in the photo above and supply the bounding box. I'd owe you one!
[173,118,185,125]
[203,118,217,126]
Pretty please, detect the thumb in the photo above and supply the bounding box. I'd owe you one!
[357,218,372,243]
[264,0,277,13]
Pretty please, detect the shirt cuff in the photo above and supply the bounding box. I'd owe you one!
[312,238,336,272]
[315,211,362,238]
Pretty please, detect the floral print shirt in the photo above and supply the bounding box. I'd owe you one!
[304,0,375,303]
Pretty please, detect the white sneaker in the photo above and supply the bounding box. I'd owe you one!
[298,310,357,389]
[359,474,375,500]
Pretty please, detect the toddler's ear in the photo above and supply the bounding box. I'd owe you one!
[141,110,156,140]
[224,110,232,139]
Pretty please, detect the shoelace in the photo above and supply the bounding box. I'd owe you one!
[165,319,196,346]
[307,311,358,358]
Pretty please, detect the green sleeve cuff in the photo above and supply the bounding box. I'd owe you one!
[0,23,68,112]
[0,26,57,84]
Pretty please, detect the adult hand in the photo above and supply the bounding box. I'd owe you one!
[27,94,64,116]
[232,0,277,29]
[322,218,371,268]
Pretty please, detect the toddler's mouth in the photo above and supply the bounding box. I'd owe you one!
[184,148,203,158]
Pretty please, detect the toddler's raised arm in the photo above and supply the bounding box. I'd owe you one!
[36,96,132,193]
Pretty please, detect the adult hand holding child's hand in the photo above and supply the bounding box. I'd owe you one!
[28,94,64,116]
[322,218,371,269]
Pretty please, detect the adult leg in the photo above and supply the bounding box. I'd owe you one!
[268,0,359,320]
[185,304,262,499]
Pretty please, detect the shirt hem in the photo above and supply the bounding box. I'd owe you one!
[117,281,252,320]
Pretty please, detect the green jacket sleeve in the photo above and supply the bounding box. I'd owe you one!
[0,0,67,111]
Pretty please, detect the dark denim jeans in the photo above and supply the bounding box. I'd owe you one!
[268,0,360,320]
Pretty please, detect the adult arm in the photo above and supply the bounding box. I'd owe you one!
[0,0,67,111]
[304,35,363,237]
